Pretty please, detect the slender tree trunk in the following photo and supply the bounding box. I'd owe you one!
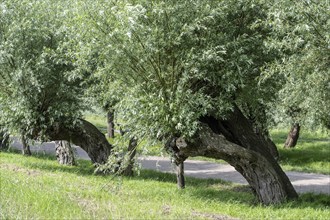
[0,129,9,151]
[166,106,298,205]
[107,110,115,138]
[21,135,31,156]
[121,137,137,176]
[177,162,185,189]
[45,118,112,164]
[55,141,76,165]
[284,123,300,148]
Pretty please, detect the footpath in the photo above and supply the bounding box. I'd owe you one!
[8,139,330,195]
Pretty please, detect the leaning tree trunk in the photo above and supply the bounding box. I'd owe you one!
[167,106,298,205]
[21,135,31,156]
[45,119,112,164]
[55,141,76,165]
[107,110,115,138]
[284,123,300,148]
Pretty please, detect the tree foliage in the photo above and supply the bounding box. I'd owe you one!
[262,0,330,129]
[0,0,84,139]
[79,0,280,140]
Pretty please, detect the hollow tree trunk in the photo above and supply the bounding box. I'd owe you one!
[107,110,115,138]
[284,123,300,148]
[167,106,298,205]
[21,135,31,156]
[45,118,112,164]
[55,141,76,165]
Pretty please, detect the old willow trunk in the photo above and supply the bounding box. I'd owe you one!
[107,110,115,138]
[55,141,76,165]
[21,135,31,156]
[167,106,298,205]
[46,119,112,164]
[284,123,300,148]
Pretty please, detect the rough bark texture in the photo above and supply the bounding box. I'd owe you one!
[55,140,76,165]
[107,110,115,138]
[21,136,31,156]
[46,118,112,164]
[121,137,138,176]
[167,106,298,205]
[284,123,300,148]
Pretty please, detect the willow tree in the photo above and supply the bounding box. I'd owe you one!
[262,0,330,147]
[80,0,297,204]
[0,0,112,163]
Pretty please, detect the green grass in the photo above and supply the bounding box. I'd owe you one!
[271,129,330,175]
[1,151,329,220]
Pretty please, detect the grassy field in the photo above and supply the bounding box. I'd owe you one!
[1,151,329,220]
[271,129,330,175]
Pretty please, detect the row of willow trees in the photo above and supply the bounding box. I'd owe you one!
[0,0,329,205]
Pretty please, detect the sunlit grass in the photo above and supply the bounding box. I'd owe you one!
[1,151,329,219]
[270,129,330,174]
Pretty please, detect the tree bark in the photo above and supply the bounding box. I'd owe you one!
[167,106,298,205]
[45,118,112,164]
[177,162,185,189]
[107,110,115,138]
[0,129,9,151]
[21,135,31,156]
[284,123,300,148]
[121,137,137,176]
[55,141,76,165]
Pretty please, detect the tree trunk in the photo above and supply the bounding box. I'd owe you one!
[21,135,31,156]
[45,118,112,164]
[55,141,76,165]
[121,137,137,176]
[167,106,298,205]
[0,129,9,151]
[284,123,300,148]
[177,162,185,189]
[107,110,115,138]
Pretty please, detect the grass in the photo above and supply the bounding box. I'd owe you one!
[1,151,329,220]
[271,129,330,175]
[83,113,330,174]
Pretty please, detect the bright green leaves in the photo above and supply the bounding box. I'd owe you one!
[0,0,84,139]
[78,0,276,139]
[262,0,330,129]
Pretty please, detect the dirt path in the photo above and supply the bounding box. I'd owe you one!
[9,139,330,195]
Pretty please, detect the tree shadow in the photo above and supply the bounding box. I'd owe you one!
[2,149,95,176]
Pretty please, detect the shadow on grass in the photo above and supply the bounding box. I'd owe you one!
[270,130,330,174]
[1,149,95,176]
[136,170,330,209]
[2,150,329,209]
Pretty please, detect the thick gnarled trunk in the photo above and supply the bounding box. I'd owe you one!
[46,119,112,164]
[167,106,298,205]
[55,141,76,165]
[284,123,300,148]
